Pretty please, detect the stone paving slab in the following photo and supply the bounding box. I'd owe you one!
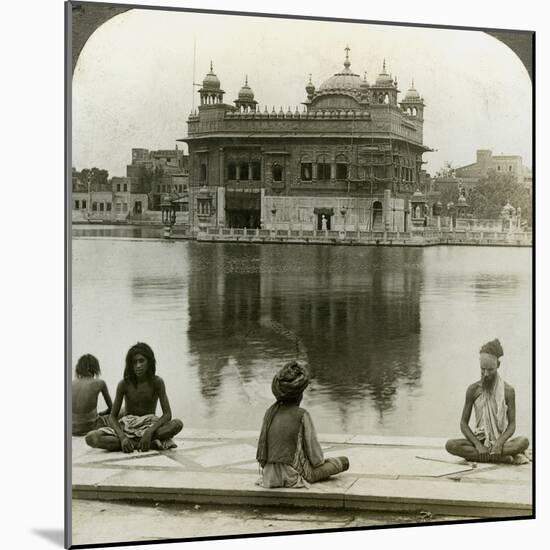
[459,464,532,483]
[344,478,532,517]
[185,443,257,468]
[324,447,475,478]
[71,432,532,519]
[346,435,449,448]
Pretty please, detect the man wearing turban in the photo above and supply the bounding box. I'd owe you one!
[256,361,349,487]
[445,339,529,464]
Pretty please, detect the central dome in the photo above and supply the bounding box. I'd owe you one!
[318,67,362,93]
[317,48,361,95]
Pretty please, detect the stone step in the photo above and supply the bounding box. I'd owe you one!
[72,467,531,518]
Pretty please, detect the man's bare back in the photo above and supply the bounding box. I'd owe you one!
[72,378,109,415]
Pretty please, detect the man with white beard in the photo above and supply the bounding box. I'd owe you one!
[445,339,529,464]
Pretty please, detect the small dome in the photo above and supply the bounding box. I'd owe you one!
[306,74,315,94]
[360,72,370,89]
[375,60,393,86]
[238,76,254,100]
[404,80,421,101]
[202,61,220,90]
[501,202,516,215]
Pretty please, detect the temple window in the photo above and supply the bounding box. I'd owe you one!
[228,163,237,180]
[197,198,212,216]
[251,161,261,181]
[74,200,80,210]
[200,163,207,181]
[239,161,249,180]
[301,162,313,181]
[272,163,283,182]
[336,163,348,180]
[317,162,331,180]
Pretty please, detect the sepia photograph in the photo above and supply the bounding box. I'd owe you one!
[66,1,533,547]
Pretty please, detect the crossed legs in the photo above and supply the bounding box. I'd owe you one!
[85,419,183,451]
[445,436,529,462]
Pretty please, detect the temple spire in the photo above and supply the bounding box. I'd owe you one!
[344,45,351,68]
[210,60,213,72]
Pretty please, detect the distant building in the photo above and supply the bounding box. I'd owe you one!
[126,147,189,210]
[455,149,532,186]
[181,50,432,233]
[72,170,148,222]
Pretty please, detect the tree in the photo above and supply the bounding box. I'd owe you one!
[434,180,460,208]
[137,165,154,192]
[435,160,456,178]
[468,172,532,224]
[79,167,109,191]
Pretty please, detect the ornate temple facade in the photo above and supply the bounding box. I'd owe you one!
[181,49,431,233]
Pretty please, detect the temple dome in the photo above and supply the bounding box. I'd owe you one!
[501,202,516,215]
[404,82,421,101]
[238,77,254,99]
[317,48,361,94]
[202,62,220,90]
[375,60,393,86]
[318,68,362,93]
[306,75,315,95]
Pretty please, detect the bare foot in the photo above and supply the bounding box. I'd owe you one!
[152,438,177,451]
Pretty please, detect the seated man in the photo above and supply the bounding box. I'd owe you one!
[256,360,349,488]
[72,354,112,436]
[446,339,529,464]
[85,342,183,452]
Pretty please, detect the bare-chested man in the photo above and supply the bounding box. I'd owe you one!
[85,342,183,452]
[445,339,529,464]
[72,354,112,436]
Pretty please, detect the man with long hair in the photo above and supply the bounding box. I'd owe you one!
[85,342,183,452]
[445,339,529,464]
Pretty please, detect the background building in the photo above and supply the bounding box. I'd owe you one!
[455,149,532,187]
[72,147,190,223]
[126,147,189,210]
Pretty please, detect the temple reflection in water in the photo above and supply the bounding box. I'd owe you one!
[187,243,423,427]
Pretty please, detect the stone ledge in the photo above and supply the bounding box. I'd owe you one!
[71,431,532,519]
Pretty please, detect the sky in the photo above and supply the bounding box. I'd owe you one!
[72,8,532,178]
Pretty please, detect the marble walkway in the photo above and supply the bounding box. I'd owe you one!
[72,428,532,519]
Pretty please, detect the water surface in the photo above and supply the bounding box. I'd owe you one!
[72,234,532,439]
